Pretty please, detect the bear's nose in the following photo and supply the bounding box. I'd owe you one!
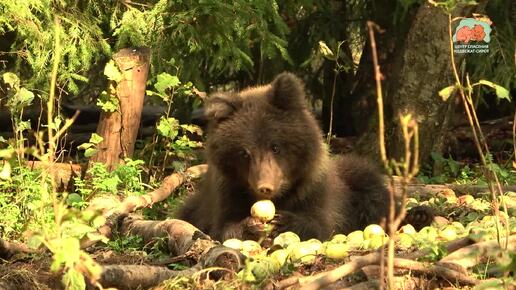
[258,184,273,195]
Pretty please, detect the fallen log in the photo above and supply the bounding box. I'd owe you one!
[97,264,199,290]
[95,214,245,289]
[0,239,37,260]
[440,234,516,268]
[392,176,516,197]
[80,164,207,249]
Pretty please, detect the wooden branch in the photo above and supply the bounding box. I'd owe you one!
[388,258,480,285]
[392,176,516,197]
[118,215,245,269]
[295,253,480,290]
[401,236,474,260]
[97,264,200,290]
[440,234,516,268]
[90,214,246,289]
[298,251,382,290]
[80,164,207,249]
[0,238,36,260]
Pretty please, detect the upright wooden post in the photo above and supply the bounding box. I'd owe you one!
[90,47,151,170]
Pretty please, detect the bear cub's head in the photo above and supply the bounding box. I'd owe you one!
[204,73,324,200]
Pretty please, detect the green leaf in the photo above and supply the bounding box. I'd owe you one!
[494,86,510,101]
[478,80,511,102]
[438,85,455,101]
[66,193,83,206]
[318,41,335,60]
[104,60,123,82]
[157,117,179,139]
[92,216,107,228]
[0,149,15,159]
[26,234,44,249]
[90,133,104,144]
[2,72,20,88]
[16,121,31,133]
[180,124,203,135]
[154,73,180,94]
[77,143,93,150]
[63,268,86,290]
[84,148,98,157]
[96,91,119,112]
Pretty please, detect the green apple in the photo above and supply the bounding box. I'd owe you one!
[324,241,349,259]
[363,224,385,239]
[331,234,347,243]
[347,230,364,248]
[273,231,301,248]
[250,200,276,222]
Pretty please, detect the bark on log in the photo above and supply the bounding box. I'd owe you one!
[0,238,36,260]
[80,164,207,249]
[391,176,516,197]
[118,215,245,269]
[90,47,151,171]
[440,234,516,268]
[95,215,245,289]
[97,264,199,290]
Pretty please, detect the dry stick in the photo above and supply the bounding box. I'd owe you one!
[80,164,208,249]
[326,65,339,144]
[299,252,382,290]
[367,21,389,290]
[326,41,344,144]
[368,21,420,290]
[118,216,245,269]
[389,258,480,286]
[367,21,387,167]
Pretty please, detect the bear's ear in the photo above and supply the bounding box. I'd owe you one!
[205,92,243,122]
[269,72,306,110]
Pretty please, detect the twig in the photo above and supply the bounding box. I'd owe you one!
[299,251,382,290]
[367,21,387,168]
[390,258,480,285]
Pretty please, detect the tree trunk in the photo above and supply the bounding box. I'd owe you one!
[349,0,417,157]
[353,3,474,165]
[385,3,456,164]
[90,47,151,170]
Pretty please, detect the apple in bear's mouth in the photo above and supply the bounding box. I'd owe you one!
[251,200,276,222]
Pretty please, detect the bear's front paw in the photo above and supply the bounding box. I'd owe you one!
[241,216,267,241]
[403,205,435,231]
[270,210,299,237]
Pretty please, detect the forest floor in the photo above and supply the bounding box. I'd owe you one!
[1,183,514,290]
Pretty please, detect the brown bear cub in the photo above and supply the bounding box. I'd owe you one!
[178,72,431,242]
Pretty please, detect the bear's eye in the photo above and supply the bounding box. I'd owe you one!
[238,149,250,159]
[271,143,280,154]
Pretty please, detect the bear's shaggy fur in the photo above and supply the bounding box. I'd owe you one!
[178,73,396,241]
